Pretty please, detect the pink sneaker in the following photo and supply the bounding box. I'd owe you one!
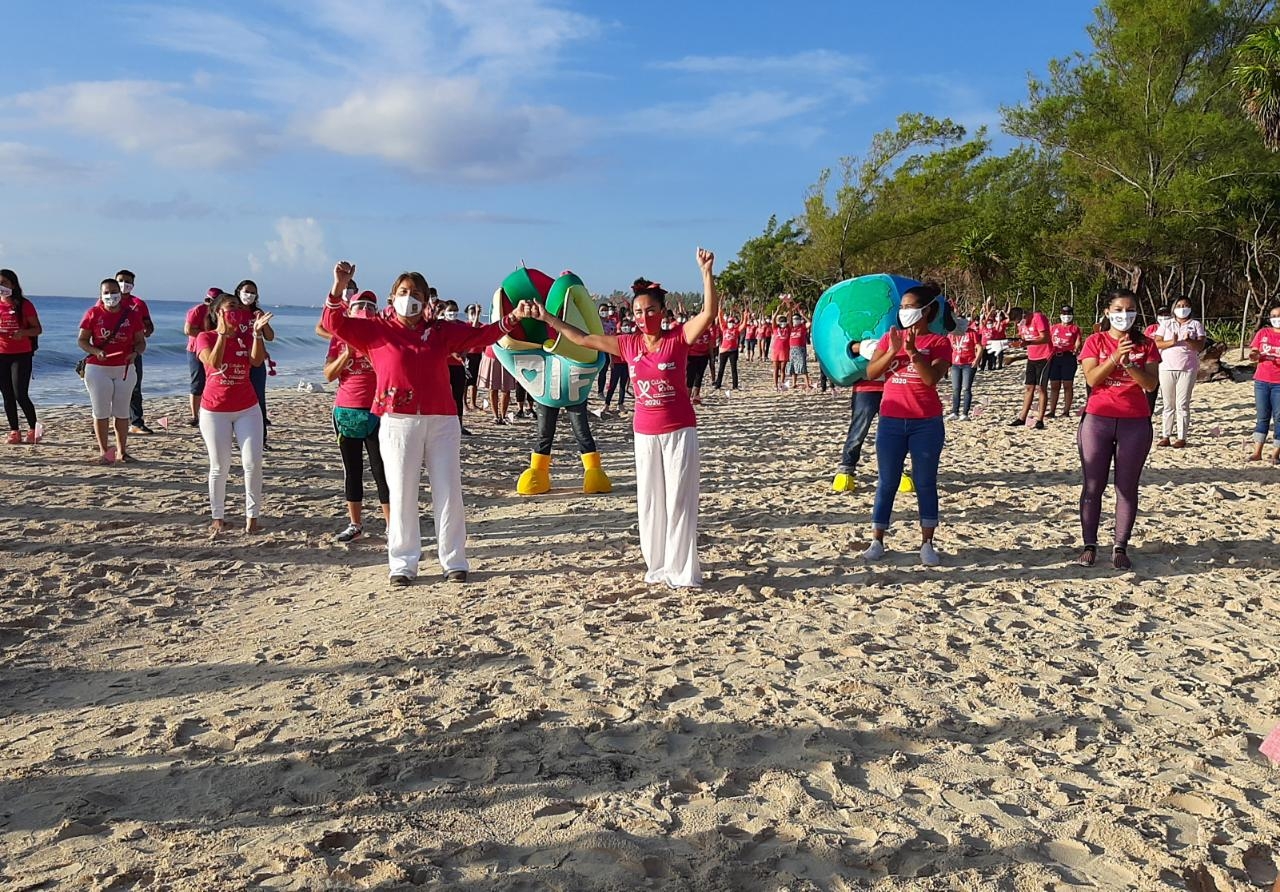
[5,430,20,445]
[25,430,37,444]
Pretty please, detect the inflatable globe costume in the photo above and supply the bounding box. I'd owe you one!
[812,274,951,494]
[491,267,612,495]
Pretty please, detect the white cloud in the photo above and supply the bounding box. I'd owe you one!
[623,91,825,142]
[305,77,575,181]
[7,81,273,169]
[247,253,263,274]
[655,50,867,77]
[264,217,327,269]
[0,141,95,181]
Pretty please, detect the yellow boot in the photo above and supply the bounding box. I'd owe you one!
[517,452,552,495]
[832,472,856,493]
[898,473,915,494]
[581,451,612,494]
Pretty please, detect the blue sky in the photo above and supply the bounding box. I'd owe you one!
[0,1,1096,305]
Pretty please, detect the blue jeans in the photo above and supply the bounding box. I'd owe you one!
[1255,380,1280,444]
[950,364,974,416]
[249,363,268,438]
[840,390,882,472]
[872,415,944,530]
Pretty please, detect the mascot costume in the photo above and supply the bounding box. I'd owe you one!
[812,274,952,493]
[491,266,612,495]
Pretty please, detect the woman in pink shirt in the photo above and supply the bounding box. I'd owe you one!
[946,318,981,420]
[78,279,148,464]
[195,292,273,535]
[323,262,518,586]
[1249,303,1280,464]
[861,284,952,566]
[520,248,718,589]
[1077,290,1160,569]
[1046,306,1082,417]
[1153,296,1205,448]
[324,290,390,543]
[770,314,791,388]
[0,269,41,444]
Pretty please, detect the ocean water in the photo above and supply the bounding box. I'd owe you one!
[22,296,333,407]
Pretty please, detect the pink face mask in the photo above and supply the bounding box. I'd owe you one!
[637,314,664,335]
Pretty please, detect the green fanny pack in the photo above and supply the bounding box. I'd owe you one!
[333,407,379,440]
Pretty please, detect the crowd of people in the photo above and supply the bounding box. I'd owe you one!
[3,258,1280,585]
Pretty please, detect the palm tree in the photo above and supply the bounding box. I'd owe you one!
[1233,25,1280,150]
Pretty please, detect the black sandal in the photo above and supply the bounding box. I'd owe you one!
[1112,545,1131,570]
[1077,545,1097,567]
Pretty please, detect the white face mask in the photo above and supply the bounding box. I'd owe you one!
[393,294,422,318]
[119,282,134,295]
[101,292,122,309]
[1271,317,1280,328]
[1109,311,1136,332]
[443,310,458,321]
[1060,315,1073,324]
[240,291,258,306]
[0,285,11,298]
[898,307,924,328]
[791,317,802,325]
[1173,307,1191,319]
[1156,315,1171,326]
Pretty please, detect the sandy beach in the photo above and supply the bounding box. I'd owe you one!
[2,362,1278,891]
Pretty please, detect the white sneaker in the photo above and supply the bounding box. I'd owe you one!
[920,541,940,566]
[862,540,885,561]
[959,413,969,421]
[945,413,960,421]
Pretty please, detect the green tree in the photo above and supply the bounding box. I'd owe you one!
[1233,24,1280,148]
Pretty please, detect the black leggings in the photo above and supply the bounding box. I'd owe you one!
[686,354,711,389]
[0,353,37,431]
[715,350,740,389]
[449,364,466,421]
[339,432,390,505]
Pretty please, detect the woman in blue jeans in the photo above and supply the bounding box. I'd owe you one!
[1249,303,1280,464]
[860,284,952,566]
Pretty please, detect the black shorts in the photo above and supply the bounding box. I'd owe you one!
[1047,353,1077,382]
[1024,358,1050,387]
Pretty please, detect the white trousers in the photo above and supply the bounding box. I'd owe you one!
[379,413,467,578]
[84,363,131,420]
[1159,367,1196,439]
[198,406,264,520]
[634,427,702,587]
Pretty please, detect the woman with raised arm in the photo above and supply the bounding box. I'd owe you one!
[322,261,520,586]
[860,284,952,566]
[195,292,272,535]
[519,248,718,589]
[1076,290,1160,570]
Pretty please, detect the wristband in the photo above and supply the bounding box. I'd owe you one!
[498,313,516,334]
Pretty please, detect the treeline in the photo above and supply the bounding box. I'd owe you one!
[717,0,1280,344]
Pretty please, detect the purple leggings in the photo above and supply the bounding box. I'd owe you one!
[1077,413,1153,547]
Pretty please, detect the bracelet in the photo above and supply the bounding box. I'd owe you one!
[498,314,516,334]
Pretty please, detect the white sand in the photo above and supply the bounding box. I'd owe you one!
[1,361,1278,891]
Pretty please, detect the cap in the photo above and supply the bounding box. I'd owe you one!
[206,287,222,301]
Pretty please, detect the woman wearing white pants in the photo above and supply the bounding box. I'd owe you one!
[78,279,147,464]
[194,292,272,536]
[1154,297,1205,449]
[521,247,719,588]
[322,262,518,586]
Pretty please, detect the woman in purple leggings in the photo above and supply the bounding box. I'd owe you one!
[1076,290,1160,570]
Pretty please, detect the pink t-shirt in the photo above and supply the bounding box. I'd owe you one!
[745,324,758,340]
[788,323,809,348]
[1155,318,1205,372]
[688,327,715,357]
[1050,323,1081,353]
[322,303,505,416]
[949,329,981,366]
[876,331,952,419]
[327,337,377,409]
[1251,327,1280,384]
[194,330,259,413]
[617,330,697,436]
[0,299,38,354]
[185,303,209,352]
[1019,312,1052,361]
[720,324,741,352]
[1080,332,1161,418]
[80,304,144,367]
